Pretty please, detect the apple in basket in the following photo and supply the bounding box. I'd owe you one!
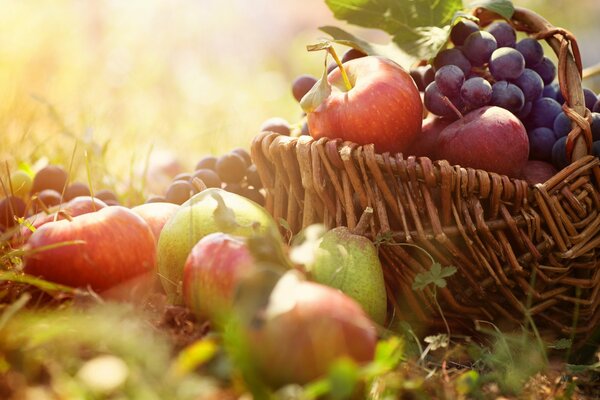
[300,44,422,155]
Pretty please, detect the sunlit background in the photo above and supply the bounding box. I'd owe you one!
[0,0,598,199]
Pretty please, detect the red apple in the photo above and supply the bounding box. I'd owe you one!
[521,160,557,185]
[183,232,256,322]
[20,196,107,242]
[130,202,179,243]
[23,206,156,292]
[306,56,422,154]
[436,106,528,177]
[248,273,377,387]
[407,116,453,159]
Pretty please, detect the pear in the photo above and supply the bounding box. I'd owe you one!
[309,208,387,325]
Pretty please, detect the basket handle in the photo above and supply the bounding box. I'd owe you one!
[474,6,592,164]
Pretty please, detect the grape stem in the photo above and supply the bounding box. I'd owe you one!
[328,47,353,91]
[442,96,463,119]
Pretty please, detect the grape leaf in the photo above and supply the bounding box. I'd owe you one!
[469,0,514,20]
[412,262,457,290]
[324,0,464,59]
[299,50,332,113]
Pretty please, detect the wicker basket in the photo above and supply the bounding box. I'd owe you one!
[251,7,600,345]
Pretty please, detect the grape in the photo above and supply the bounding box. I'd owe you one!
[260,117,290,135]
[96,189,118,203]
[532,57,556,85]
[301,121,310,136]
[246,165,262,188]
[489,48,525,80]
[31,165,68,194]
[486,21,516,48]
[292,75,317,103]
[592,112,600,141]
[231,148,251,167]
[0,196,26,228]
[409,65,435,91]
[433,49,471,75]
[37,189,62,208]
[515,38,544,67]
[341,48,366,63]
[450,19,480,46]
[327,63,337,74]
[593,141,600,157]
[462,31,497,67]
[517,101,533,120]
[491,81,525,114]
[460,77,492,108]
[192,169,221,188]
[424,82,456,118]
[529,97,562,129]
[553,112,571,138]
[434,65,464,97]
[9,170,32,198]
[552,136,568,170]
[172,173,192,183]
[165,181,195,205]
[594,100,600,113]
[528,127,557,161]
[583,88,598,111]
[240,187,265,206]
[542,83,559,100]
[224,183,243,195]
[195,156,217,171]
[513,69,543,102]
[215,153,247,183]
[64,182,91,201]
[555,88,565,105]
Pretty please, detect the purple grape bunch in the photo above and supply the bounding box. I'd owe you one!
[410,19,600,172]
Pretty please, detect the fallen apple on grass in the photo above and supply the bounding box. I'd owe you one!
[301,43,422,155]
[246,272,377,387]
[130,202,180,243]
[157,188,280,304]
[23,206,156,292]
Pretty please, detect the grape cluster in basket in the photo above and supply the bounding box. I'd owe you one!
[411,19,600,171]
[151,148,264,206]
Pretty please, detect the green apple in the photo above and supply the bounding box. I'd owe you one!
[157,188,279,304]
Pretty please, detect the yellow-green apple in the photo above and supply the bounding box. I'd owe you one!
[247,272,377,387]
[436,106,528,177]
[304,55,422,154]
[23,206,156,292]
[157,188,279,304]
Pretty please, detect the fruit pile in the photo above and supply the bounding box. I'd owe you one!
[149,148,265,207]
[0,165,119,233]
[411,19,600,180]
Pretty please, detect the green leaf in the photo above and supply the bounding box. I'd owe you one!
[324,0,464,59]
[328,358,359,400]
[456,370,479,395]
[319,26,377,55]
[300,50,332,113]
[412,262,457,290]
[172,338,218,376]
[469,0,514,20]
[547,338,572,350]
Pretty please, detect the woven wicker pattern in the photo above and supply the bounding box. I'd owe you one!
[251,7,600,345]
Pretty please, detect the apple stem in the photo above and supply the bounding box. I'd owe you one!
[328,47,353,91]
[353,207,374,236]
[442,96,463,119]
